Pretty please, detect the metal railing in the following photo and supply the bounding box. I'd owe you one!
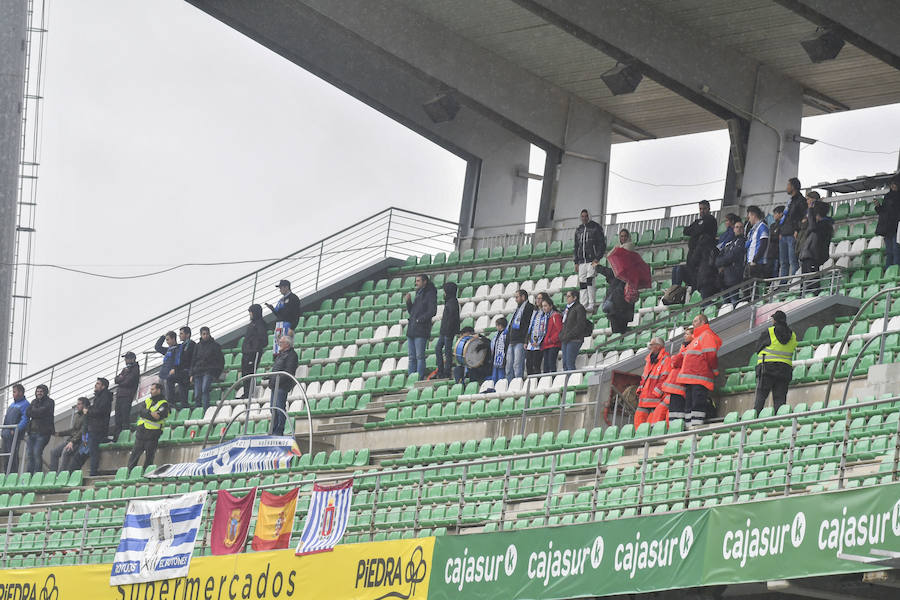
[3,394,898,567]
[0,425,21,475]
[1,208,458,416]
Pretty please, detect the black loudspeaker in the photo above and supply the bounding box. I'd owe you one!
[422,94,460,123]
[801,30,845,63]
[600,64,643,96]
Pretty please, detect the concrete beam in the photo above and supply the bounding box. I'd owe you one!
[185,0,531,238]
[298,0,617,151]
[774,0,900,70]
[0,0,28,393]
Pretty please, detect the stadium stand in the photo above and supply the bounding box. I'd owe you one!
[3,179,900,569]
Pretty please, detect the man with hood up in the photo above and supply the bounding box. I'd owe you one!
[754,310,797,415]
[238,304,268,399]
[405,274,437,379]
[435,281,460,379]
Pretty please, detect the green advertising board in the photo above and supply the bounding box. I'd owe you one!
[429,482,900,599]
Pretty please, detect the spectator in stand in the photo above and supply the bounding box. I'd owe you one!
[269,335,299,436]
[875,174,900,267]
[1,384,28,472]
[127,382,170,470]
[597,264,636,334]
[171,326,195,409]
[490,317,509,382]
[539,298,563,373]
[635,338,670,426]
[800,200,834,295]
[111,351,140,441]
[86,377,113,475]
[715,220,746,305]
[768,206,784,277]
[717,213,740,250]
[618,229,634,251]
[191,326,225,411]
[658,326,693,425]
[745,206,770,280]
[266,280,301,337]
[405,274,437,380]
[782,177,806,277]
[237,304,268,400]
[673,200,719,298]
[50,397,88,472]
[452,327,492,384]
[24,384,54,473]
[525,292,551,375]
[676,314,721,429]
[505,290,534,381]
[435,282,460,379]
[155,331,179,406]
[559,290,590,371]
[574,209,607,313]
[754,311,797,415]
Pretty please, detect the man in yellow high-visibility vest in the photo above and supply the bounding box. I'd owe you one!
[127,382,170,470]
[754,310,797,415]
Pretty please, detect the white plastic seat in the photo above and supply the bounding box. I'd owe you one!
[568,372,583,387]
[580,337,592,350]
[833,240,851,258]
[379,357,396,374]
[888,316,900,331]
[487,283,505,301]
[564,274,579,290]
[473,284,491,302]
[835,256,850,269]
[602,351,619,366]
[868,237,884,253]
[502,282,519,298]
[869,317,886,336]
[460,301,477,319]
[718,304,733,316]
[520,280,535,295]
[349,377,364,391]
[547,276,565,294]
[534,376,553,393]
[550,374,567,390]
[474,315,490,332]
[304,381,321,398]
[201,406,217,424]
[479,380,495,393]
[317,380,335,398]
[489,298,505,316]
[534,278,550,293]
[504,377,524,397]
[387,324,403,338]
[288,399,305,414]
[328,345,344,361]
[215,405,232,424]
[372,325,389,342]
[474,300,491,317]
[848,238,867,257]
[619,348,635,360]
[343,344,358,359]
[396,356,408,372]
[334,379,350,395]
[575,353,588,369]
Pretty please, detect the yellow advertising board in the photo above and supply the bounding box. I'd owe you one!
[0,537,434,600]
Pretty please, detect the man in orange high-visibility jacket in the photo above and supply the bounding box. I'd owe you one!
[635,338,670,427]
[676,314,722,429]
[655,326,693,425]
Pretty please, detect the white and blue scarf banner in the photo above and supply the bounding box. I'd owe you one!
[147,435,300,479]
[110,491,207,586]
[295,478,353,556]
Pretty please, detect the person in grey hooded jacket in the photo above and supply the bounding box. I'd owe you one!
[435,281,460,378]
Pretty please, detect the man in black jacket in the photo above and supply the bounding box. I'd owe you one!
[269,335,299,436]
[559,290,590,371]
[112,351,140,441]
[238,304,268,399]
[86,377,113,475]
[405,274,437,379]
[506,290,534,381]
[800,201,834,295]
[754,311,797,415]
[24,384,54,473]
[266,279,301,340]
[191,326,225,411]
[170,327,195,409]
[574,209,607,313]
[435,282,460,379]
[875,174,900,267]
[673,200,718,296]
[781,177,806,277]
[127,383,170,470]
[715,220,746,305]
[50,396,88,472]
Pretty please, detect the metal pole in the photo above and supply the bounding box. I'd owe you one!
[837,407,852,490]
[251,272,259,304]
[384,209,393,258]
[879,291,890,364]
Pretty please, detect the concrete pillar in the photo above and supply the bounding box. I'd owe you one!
[738,66,804,209]
[0,1,28,392]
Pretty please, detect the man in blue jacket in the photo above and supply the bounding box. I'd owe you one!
[1,384,29,472]
[405,274,437,379]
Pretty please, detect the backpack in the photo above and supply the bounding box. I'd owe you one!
[662,284,686,305]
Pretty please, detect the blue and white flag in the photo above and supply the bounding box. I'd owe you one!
[147,436,300,479]
[295,478,353,556]
[110,491,208,586]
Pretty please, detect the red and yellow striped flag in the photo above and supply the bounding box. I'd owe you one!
[251,488,298,551]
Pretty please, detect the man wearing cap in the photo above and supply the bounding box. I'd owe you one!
[112,351,141,441]
[634,338,670,427]
[676,314,722,429]
[266,280,301,354]
[127,382,170,470]
[754,311,797,415]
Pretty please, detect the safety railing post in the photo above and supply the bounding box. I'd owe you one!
[637,440,650,510]
[543,455,557,521]
[80,502,89,557]
[115,335,124,376]
[3,509,11,568]
[520,377,532,436]
[384,209,393,258]
[880,291,891,364]
[590,450,602,521]
[251,272,259,304]
[733,425,747,500]
[185,302,192,328]
[893,413,900,482]
[457,464,468,532]
[557,373,570,433]
[414,469,425,534]
[684,433,697,503]
[314,241,324,290]
[785,418,798,495]
[838,407,852,489]
[369,474,380,542]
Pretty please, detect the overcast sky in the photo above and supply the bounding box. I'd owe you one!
[22,0,900,382]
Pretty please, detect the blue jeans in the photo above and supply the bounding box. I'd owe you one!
[434,335,454,378]
[884,236,900,267]
[506,343,525,381]
[25,433,50,473]
[270,387,289,436]
[407,336,427,379]
[779,235,798,277]
[561,340,581,371]
[491,367,505,382]
[193,373,214,411]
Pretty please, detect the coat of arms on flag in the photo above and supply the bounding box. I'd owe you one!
[251,487,299,551]
[296,478,353,556]
[210,488,257,555]
[110,491,207,586]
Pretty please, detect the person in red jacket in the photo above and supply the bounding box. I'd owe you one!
[635,338,670,426]
[676,314,722,429]
[539,298,563,373]
[654,326,692,425]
